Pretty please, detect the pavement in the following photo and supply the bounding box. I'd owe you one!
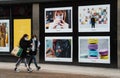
[0,62,120,78]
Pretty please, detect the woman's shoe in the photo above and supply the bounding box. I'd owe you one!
[37,66,41,71]
[14,68,20,72]
[27,68,33,73]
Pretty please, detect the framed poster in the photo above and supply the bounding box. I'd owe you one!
[45,7,72,33]
[14,19,31,47]
[0,20,10,52]
[79,36,110,64]
[78,4,110,32]
[45,37,73,62]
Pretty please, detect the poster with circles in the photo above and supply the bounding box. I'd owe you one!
[78,36,110,64]
[78,4,110,32]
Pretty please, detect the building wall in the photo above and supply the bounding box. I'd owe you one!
[0,0,119,68]
[32,0,119,68]
[118,0,120,68]
[32,4,40,62]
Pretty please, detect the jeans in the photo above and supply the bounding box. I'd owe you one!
[15,57,28,68]
[28,55,38,68]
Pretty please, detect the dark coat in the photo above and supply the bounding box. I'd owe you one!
[19,38,30,58]
[91,17,96,25]
[29,39,38,55]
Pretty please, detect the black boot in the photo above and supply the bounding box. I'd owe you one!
[37,66,41,71]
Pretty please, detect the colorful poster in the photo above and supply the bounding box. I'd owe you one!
[14,19,31,47]
[45,37,72,62]
[78,4,110,32]
[79,36,110,63]
[0,20,9,52]
[45,7,72,33]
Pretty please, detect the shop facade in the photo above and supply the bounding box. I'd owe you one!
[0,0,119,68]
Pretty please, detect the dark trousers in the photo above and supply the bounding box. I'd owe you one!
[15,57,28,68]
[28,55,38,68]
[91,24,95,28]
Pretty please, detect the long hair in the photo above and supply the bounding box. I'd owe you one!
[21,34,28,40]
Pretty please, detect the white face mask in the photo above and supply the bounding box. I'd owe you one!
[55,14,63,20]
[34,37,37,41]
[25,37,28,40]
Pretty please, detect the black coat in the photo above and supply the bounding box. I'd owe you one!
[19,38,30,58]
[91,17,96,25]
[29,39,38,55]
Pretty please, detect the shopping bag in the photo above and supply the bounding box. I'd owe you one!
[11,47,23,57]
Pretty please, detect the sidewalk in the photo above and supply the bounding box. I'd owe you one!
[0,62,120,78]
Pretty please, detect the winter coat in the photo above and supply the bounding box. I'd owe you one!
[19,38,30,58]
[29,39,39,55]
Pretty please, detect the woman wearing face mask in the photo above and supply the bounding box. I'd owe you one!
[28,35,41,71]
[14,34,31,72]
[46,10,69,29]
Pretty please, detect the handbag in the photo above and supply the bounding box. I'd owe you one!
[26,47,31,53]
[11,47,23,57]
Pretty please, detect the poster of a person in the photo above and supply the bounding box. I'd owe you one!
[0,20,9,52]
[78,4,110,32]
[45,7,72,33]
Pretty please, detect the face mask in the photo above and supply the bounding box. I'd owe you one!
[55,14,63,20]
[34,37,37,41]
[25,37,28,40]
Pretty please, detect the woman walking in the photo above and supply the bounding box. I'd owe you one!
[14,34,31,72]
[28,35,41,71]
